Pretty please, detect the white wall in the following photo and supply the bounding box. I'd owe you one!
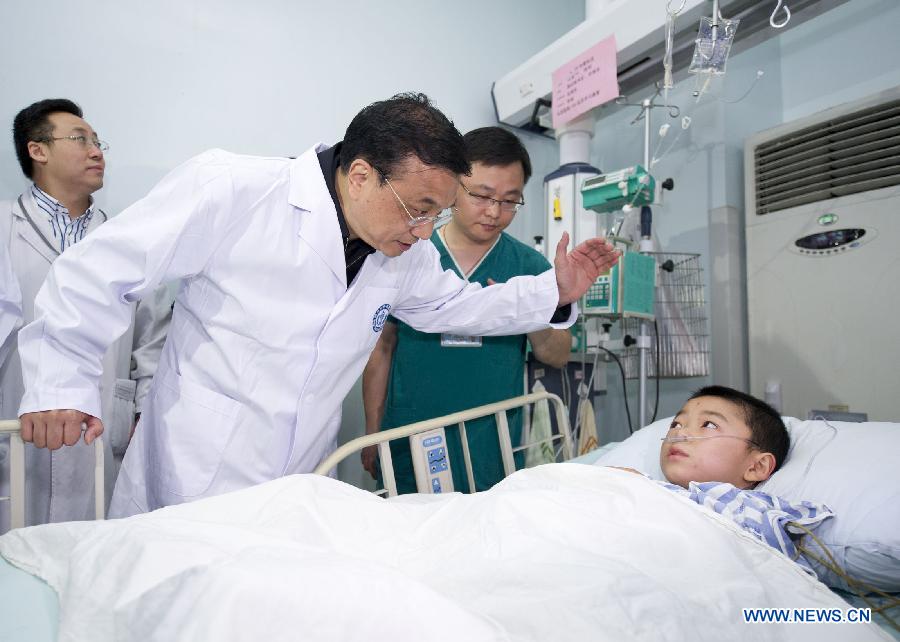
[778,0,900,123]
[0,0,585,486]
[0,1,584,217]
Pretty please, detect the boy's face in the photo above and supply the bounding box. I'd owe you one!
[660,396,764,489]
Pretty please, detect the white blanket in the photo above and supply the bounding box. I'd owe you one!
[0,465,889,642]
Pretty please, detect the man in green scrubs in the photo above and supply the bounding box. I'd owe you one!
[362,127,571,493]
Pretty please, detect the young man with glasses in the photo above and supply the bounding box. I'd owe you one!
[16,93,618,517]
[362,127,571,493]
[0,98,170,530]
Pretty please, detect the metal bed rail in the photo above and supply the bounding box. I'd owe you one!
[314,391,573,497]
[0,419,105,530]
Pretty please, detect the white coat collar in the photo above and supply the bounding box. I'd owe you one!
[289,144,347,288]
[12,191,60,263]
[12,190,108,264]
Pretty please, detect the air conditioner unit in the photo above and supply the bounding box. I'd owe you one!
[744,86,900,421]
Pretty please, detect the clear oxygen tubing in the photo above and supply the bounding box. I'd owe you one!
[663,417,840,470]
[661,434,760,447]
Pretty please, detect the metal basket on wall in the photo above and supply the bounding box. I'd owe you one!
[621,252,709,379]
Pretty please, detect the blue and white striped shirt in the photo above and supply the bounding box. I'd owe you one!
[30,184,96,253]
[660,480,834,574]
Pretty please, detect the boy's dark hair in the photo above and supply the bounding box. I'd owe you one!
[690,385,790,473]
[13,98,83,179]
[341,92,469,183]
[463,126,532,184]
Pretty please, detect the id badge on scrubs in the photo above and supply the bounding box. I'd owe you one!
[441,333,483,348]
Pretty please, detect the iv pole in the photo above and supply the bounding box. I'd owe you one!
[638,98,653,429]
[615,86,678,428]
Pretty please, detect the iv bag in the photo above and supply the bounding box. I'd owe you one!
[689,15,740,75]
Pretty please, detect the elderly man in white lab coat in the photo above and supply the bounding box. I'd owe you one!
[18,93,619,518]
[1,98,170,530]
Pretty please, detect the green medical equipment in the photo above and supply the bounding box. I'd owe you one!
[583,251,656,318]
[580,165,655,215]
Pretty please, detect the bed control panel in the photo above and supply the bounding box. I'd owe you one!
[410,428,454,494]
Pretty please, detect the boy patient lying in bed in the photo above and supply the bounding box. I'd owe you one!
[617,385,831,572]
[658,384,790,489]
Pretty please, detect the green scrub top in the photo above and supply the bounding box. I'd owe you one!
[379,230,552,494]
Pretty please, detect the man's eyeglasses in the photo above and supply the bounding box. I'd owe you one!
[380,172,451,228]
[460,182,524,214]
[38,135,109,152]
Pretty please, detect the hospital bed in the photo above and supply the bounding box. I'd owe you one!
[316,404,899,639]
[1,409,898,641]
[314,390,575,495]
[0,394,571,642]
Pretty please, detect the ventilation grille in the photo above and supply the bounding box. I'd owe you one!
[754,97,900,216]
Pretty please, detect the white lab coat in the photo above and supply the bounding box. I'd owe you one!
[0,240,21,367]
[1,190,171,530]
[17,146,574,517]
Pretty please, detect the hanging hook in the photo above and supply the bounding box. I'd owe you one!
[770,0,791,28]
[617,89,681,122]
[666,0,687,14]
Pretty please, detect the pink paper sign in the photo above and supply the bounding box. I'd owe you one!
[552,34,619,129]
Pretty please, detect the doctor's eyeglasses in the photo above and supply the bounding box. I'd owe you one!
[460,181,524,214]
[37,135,109,152]
[380,172,452,228]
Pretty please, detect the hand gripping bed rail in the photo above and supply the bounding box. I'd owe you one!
[0,419,104,529]
[313,391,573,497]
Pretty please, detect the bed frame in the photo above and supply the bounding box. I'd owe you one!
[313,391,573,496]
[0,419,104,530]
[1,392,569,524]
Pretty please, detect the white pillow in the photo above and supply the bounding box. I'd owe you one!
[593,417,900,593]
[592,416,672,481]
[758,420,900,593]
